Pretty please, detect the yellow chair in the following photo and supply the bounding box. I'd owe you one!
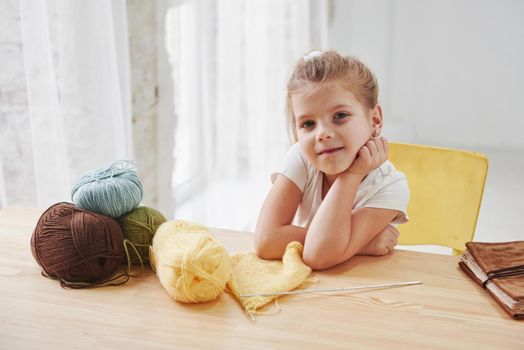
[389,143,488,255]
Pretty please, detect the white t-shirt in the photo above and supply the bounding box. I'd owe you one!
[271,143,410,228]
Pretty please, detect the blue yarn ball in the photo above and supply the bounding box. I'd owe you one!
[71,160,144,218]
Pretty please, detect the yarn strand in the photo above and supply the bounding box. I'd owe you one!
[247,298,282,322]
[123,239,145,277]
[40,270,130,289]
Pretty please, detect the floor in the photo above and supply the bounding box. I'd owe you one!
[175,149,524,255]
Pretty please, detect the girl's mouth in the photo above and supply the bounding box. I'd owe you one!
[318,147,343,155]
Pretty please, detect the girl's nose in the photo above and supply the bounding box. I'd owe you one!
[316,124,334,141]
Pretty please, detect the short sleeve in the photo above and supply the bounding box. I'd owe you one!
[270,143,308,192]
[362,177,410,224]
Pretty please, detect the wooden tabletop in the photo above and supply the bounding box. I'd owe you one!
[0,206,522,349]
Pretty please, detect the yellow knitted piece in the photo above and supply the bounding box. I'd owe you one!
[227,241,312,316]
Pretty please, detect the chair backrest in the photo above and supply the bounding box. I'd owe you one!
[389,143,488,255]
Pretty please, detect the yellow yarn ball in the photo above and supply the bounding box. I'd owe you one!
[150,220,232,303]
[152,220,209,249]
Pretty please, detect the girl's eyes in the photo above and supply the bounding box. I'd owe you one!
[299,112,350,129]
[300,120,315,129]
[334,112,350,120]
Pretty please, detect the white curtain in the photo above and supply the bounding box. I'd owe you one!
[163,0,328,229]
[0,0,132,209]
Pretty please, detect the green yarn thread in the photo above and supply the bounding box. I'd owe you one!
[118,206,167,265]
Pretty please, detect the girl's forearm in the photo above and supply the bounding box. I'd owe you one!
[254,224,307,260]
[303,172,363,267]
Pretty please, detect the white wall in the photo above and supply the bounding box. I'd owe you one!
[329,0,524,152]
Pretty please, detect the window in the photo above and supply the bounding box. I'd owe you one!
[164,0,327,230]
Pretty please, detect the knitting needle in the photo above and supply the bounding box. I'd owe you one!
[239,280,422,298]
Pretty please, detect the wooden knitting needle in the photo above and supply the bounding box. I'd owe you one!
[239,281,422,298]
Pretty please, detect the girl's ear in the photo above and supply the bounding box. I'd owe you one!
[370,104,383,130]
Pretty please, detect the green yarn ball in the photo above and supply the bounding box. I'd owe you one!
[117,206,167,265]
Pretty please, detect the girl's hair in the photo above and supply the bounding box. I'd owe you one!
[286,50,379,143]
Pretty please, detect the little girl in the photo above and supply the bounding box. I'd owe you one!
[255,50,409,270]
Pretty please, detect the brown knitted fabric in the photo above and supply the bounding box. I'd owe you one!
[31,202,124,285]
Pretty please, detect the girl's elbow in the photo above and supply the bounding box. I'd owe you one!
[254,229,273,260]
[254,240,271,259]
[303,257,332,270]
[302,249,334,271]
[303,247,354,271]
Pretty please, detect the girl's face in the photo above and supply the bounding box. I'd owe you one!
[291,81,382,176]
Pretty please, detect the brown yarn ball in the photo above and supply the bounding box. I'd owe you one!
[31,202,124,284]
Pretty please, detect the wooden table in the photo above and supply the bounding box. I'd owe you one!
[0,206,522,349]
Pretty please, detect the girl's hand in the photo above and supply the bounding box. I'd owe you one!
[347,137,388,176]
[358,224,399,256]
